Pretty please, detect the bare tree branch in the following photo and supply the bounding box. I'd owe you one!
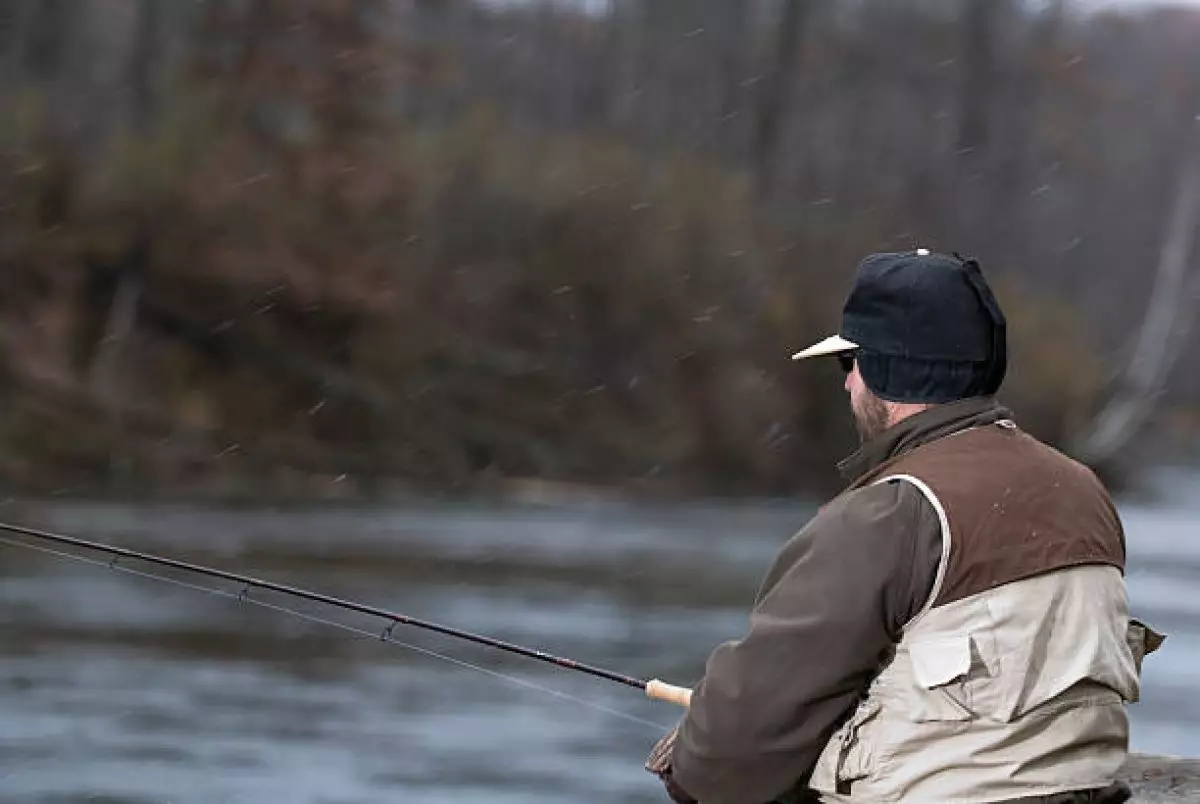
[1074,115,1200,468]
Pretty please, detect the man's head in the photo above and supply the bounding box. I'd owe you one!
[792,249,1007,441]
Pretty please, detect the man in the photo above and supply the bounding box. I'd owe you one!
[646,250,1162,803]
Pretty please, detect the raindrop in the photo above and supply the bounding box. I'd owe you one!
[230,173,270,189]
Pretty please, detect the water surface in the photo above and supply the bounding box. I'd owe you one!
[0,476,1196,803]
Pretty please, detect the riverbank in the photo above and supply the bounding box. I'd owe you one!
[1126,754,1200,802]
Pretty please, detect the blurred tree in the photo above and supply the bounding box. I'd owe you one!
[22,0,68,81]
[753,0,809,201]
[1074,113,1200,472]
[957,0,1005,153]
[1,0,1199,495]
[0,0,24,76]
[128,0,162,134]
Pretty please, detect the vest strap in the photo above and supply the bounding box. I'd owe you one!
[873,473,951,629]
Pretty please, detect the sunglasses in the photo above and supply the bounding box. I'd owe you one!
[836,351,858,373]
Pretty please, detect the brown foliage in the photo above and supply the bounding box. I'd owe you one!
[2,0,1195,497]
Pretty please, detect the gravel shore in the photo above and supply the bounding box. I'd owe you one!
[1126,754,1200,802]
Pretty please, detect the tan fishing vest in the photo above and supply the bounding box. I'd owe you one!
[810,421,1145,803]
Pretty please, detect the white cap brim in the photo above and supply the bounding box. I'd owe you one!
[790,334,859,361]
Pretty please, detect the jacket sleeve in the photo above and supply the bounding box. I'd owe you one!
[669,479,941,804]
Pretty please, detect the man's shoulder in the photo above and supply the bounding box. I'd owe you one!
[771,479,937,570]
[756,476,944,631]
[820,474,936,527]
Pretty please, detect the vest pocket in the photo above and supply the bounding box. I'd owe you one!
[826,697,883,785]
[905,634,989,722]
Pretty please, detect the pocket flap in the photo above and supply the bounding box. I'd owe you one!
[909,635,972,689]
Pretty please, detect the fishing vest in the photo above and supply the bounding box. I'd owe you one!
[809,419,1143,803]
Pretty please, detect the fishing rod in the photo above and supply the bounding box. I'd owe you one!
[0,520,693,709]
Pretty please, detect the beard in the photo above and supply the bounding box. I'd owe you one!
[851,386,891,443]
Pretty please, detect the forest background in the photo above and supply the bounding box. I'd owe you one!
[3,0,1200,501]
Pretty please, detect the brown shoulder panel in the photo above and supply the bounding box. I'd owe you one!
[879,424,1125,607]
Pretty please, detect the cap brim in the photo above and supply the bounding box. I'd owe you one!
[790,334,859,361]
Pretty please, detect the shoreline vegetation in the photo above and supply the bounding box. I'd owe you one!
[3,2,1200,502]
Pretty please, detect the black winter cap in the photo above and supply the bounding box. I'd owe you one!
[791,249,1007,404]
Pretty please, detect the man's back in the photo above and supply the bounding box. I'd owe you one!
[853,416,1127,609]
[810,416,1139,802]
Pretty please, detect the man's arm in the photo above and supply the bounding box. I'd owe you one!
[668,479,941,804]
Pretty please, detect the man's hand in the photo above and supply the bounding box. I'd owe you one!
[646,724,698,803]
[645,723,678,776]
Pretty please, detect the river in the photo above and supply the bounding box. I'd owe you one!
[1,471,1197,803]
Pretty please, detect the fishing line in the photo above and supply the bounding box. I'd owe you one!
[0,533,674,733]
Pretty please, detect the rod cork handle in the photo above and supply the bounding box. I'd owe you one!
[645,678,692,708]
